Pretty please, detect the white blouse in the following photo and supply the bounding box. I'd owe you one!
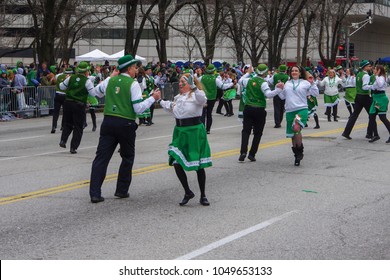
[279,79,319,113]
[160,89,207,119]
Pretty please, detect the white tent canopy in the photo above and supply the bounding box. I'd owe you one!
[105,50,146,61]
[75,49,109,62]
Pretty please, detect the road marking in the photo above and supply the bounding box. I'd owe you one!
[0,123,367,206]
[175,210,298,260]
[0,135,45,142]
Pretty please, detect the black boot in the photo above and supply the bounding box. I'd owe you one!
[145,117,152,126]
[332,106,338,122]
[313,114,320,129]
[292,145,304,166]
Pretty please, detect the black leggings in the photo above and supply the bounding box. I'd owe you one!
[174,164,206,197]
[369,113,390,136]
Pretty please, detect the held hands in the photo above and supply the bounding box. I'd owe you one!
[152,89,161,101]
[276,81,284,89]
[186,69,197,90]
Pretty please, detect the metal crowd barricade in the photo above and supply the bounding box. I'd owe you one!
[36,86,56,117]
[160,82,179,101]
[0,86,37,119]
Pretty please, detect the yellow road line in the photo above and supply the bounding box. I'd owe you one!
[0,123,368,206]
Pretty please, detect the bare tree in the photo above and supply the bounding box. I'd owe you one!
[317,0,357,67]
[257,0,307,68]
[300,0,322,66]
[57,2,122,66]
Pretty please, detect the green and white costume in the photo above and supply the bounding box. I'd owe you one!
[160,89,212,171]
[319,75,343,107]
[343,75,356,104]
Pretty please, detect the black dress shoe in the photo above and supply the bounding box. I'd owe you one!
[206,130,210,134]
[51,128,56,134]
[365,134,372,139]
[314,125,320,129]
[91,196,104,203]
[179,192,195,206]
[200,197,210,206]
[114,192,129,198]
[59,140,66,148]
[70,148,77,154]
[341,133,352,140]
[92,126,96,132]
[369,136,380,143]
[248,154,256,162]
[238,153,246,162]
[274,124,281,128]
[216,111,223,115]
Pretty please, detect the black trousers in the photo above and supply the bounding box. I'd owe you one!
[52,93,66,130]
[273,95,285,126]
[90,116,138,198]
[201,99,216,132]
[215,88,224,113]
[61,100,86,150]
[240,106,267,156]
[343,94,373,137]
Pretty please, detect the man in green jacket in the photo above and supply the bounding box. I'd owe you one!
[89,55,161,203]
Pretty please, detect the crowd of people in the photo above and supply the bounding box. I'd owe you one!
[2,57,390,205]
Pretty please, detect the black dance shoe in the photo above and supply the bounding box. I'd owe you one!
[179,192,195,206]
[238,153,246,162]
[59,140,66,148]
[248,154,256,162]
[369,136,380,143]
[91,196,104,203]
[114,192,129,198]
[199,197,210,206]
[341,133,352,140]
[70,148,77,154]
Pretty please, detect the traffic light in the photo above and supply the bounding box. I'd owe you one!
[339,43,346,57]
[367,9,372,24]
[349,43,355,57]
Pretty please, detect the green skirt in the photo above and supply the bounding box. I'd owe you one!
[222,88,237,101]
[168,123,212,171]
[286,109,308,138]
[307,96,318,116]
[344,87,356,104]
[324,94,340,107]
[137,108,151,119]
[369,93,389,114]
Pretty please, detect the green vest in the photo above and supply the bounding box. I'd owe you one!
[104,75,136,120]
[356,71,370,95]
[245,76,267,108]
[272,73,289,89]
[55,73,67,93]
[201,74,217,100]
[66,74,89,103]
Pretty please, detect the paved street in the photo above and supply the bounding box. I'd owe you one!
[0,97,389,260]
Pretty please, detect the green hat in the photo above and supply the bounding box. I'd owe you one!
[232,64,237,67]
[278,64,287,72]
[360,60,371,69]
[305,66,311,72]
[335,65,343,71]
[205,64,216,74]
[64,68,73,74]
[77,61,90,73]
[144,64,152,70]
[117,54,140,70]
[171,63,175,68]
[256,64,268,75]
[50,65,56,74]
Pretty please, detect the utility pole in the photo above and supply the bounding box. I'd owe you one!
[297,12,302,65]
[346,9,373,68]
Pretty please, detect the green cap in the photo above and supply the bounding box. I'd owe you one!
[278,64,287,72]
[77,61,90,73]
[117,54,140,70]
[205,64,216,74]
[359,60,371,69]
[256,64,268,75]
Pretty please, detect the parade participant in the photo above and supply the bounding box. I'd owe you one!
[198,64,233,134]
[136,66,151,125]
[144,65,156,124]
[238,64,284,162]
[366,65,390,143]
[159,71,212,206]
[221,71,236,117]
[279,66,319,166]
[51,68,73,133]
[84,94,98,132]
[269,64,289,128]
[342,60,374,140]
[59,61,96,154]
[318,69,343,122]
[342,68,357,116]
[305,67,320,129]
[237,65,252,121]
[89,55,161,203]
